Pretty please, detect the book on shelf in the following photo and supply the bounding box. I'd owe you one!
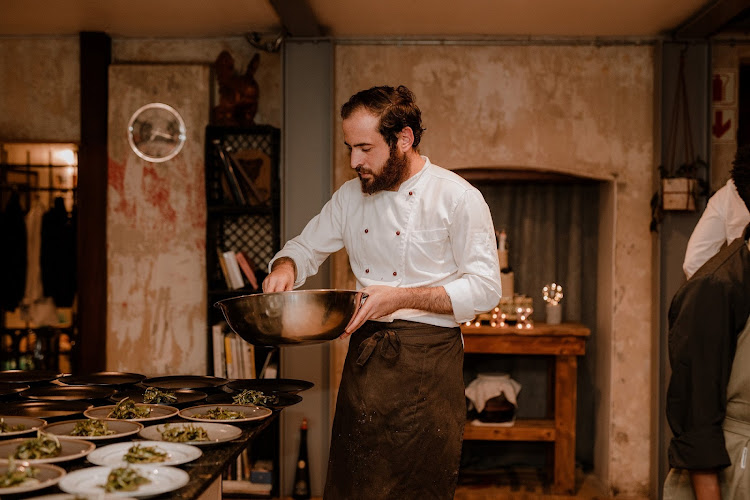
[216,248,233,289]
[222,251,245,290]
[224,332,236,379]
[213,139,247,205]
[241,341,256,379]
[235,251,260,290]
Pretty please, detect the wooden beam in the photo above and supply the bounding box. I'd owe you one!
[77,31,110,374]
[269,0,323,37]
[673,0,750,38]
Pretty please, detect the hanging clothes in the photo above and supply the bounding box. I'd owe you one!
[23,197,45,304]
[0,192,28,310]
[40,197,76,308]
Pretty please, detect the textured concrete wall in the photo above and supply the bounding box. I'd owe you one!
[0,37,80,142]
[333,44,655,495]
[107,64,209,375]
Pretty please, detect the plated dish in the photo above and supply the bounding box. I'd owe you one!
[58,371,146,387]
[0,416,46,438]
[206,390,302,409]
[0,435,94,464]
[21,385,115,401]
[84,403,179,422]
[140,375,228,390]
[139,422,242,446]
[87,440,203,467]
[0,460,66,495]
[110,388,207,407]
[226,378,314,394]
[179,404,272,424]
[58,464,189,498]
[24,494,136,500]
[43,419,143,441]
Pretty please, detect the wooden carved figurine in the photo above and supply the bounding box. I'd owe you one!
[212,51,260,126]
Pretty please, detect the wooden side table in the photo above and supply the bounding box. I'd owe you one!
[461,322,591,494]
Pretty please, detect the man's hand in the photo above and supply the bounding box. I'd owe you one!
[342,285,452,337]
[262,257,296,292]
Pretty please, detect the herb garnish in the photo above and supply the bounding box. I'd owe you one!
[193,407,247,420]
[107,398,151,419]
[143,387,177,404]
[0,457,38,488]
[123,443,168,464]
[232,389,278,406]
[159,423,209,442]
[70,419,116,437]
[100,466,151,492]
[14,430,62,460]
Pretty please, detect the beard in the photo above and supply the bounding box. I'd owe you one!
[358,145,408,194]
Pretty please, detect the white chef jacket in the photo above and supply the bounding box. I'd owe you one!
[270,157,502,327]
[683,179,750,278]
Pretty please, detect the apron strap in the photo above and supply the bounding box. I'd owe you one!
[356,329,401,366]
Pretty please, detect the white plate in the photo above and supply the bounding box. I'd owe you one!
[178,404,272,423]
[84,404,179,422]
[58,465,189,498]
[87,440,203,467]
[139,422,242,445]
[0,416,47,438]
[0,437,95,464]
[0,461,66,495]
[44,419,144,441]
[26,494,136,500]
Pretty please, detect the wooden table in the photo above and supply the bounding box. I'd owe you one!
[461,322,590,494]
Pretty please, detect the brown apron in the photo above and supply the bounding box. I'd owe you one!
[664,314,750,499]
[324,320,466,500]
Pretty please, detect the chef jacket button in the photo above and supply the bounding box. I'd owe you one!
[393,271,397,276]
[408,191,413,195]
[396,231,400,236]
[364,229,368,233]
[365,269,370,273]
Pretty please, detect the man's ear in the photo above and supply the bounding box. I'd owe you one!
[397,127,415,153]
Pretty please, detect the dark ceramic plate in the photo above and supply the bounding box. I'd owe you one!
[0,400,93,420]
[206,391,302,409]
[21,385,114,401]
[0,383,30,399]
[110,388,207,407]
[0,370,61,385]
[226,378,314,394]
[58,371,146,387]
[141,375,229,391]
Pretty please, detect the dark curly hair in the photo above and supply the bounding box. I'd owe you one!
[731,145,750,210]
[341,85,426,148]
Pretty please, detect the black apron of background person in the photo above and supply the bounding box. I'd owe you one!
[324,320,466,500]
[0,192,27,310]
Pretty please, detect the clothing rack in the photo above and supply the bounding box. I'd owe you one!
[0,162,78,213]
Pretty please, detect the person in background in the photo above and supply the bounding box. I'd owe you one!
[664,166,750,497]
[263,85,502,499]
[682,147,750,279]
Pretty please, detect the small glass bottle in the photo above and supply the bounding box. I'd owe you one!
[292,418,311,499]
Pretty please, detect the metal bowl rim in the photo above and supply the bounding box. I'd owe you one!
[213,289,361,308]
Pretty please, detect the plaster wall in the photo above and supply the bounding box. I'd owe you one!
[332,44,655,495]
[107,64,209,374]
[0,37,80,142]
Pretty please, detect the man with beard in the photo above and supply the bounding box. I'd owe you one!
[263,85,502,499]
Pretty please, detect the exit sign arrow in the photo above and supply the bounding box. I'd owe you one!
[713,110,732,138]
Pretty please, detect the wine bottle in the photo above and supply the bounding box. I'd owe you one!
[292,418,311,499]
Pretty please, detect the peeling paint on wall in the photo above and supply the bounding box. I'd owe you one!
[107,65,209,375]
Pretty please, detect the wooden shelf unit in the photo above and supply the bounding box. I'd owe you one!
[461,322,590,494]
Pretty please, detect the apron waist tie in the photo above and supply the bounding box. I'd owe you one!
[356,329,401,366]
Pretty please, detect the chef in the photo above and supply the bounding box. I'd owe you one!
[263,85,502,499]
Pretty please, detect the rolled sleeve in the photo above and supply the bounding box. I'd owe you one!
[444,190,502,323]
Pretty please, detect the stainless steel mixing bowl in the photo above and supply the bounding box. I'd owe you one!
[214,289,364,346]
